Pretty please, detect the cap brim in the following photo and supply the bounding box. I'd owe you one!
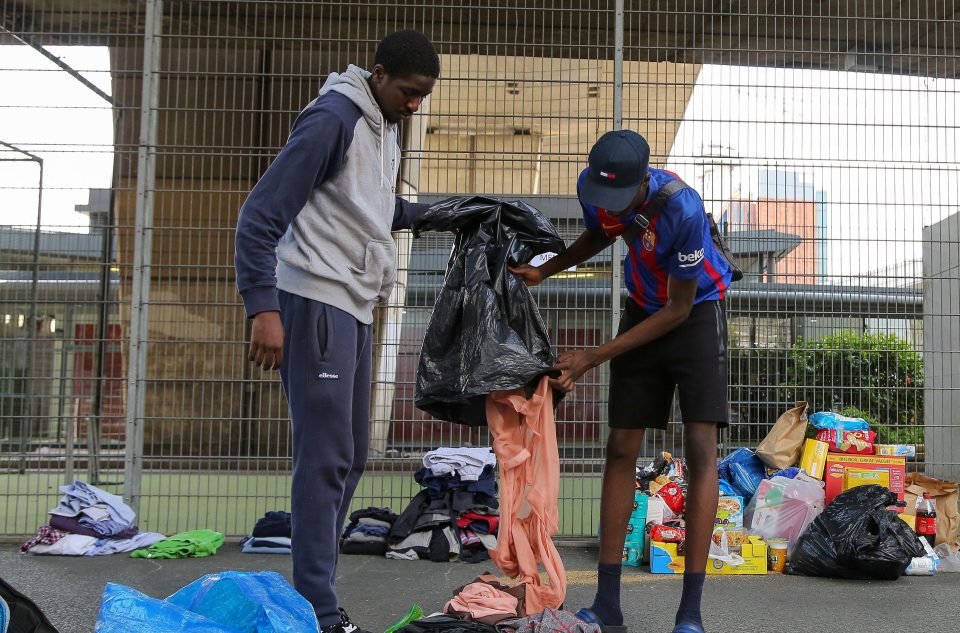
[579,177,642,213]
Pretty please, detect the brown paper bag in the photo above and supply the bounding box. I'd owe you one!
[756,401,808,470]
[904,473,960,547]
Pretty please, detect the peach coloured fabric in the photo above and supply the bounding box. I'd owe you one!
[486,377,565,614]
[443,581,520,622]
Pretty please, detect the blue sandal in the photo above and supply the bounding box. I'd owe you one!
[574,608,629,633]
[672,624,705,633]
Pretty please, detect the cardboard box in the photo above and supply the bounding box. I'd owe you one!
[715,496,744,528]
[876,444,917,458]
[650,536,768,575]
[824,454,906,504]
[844,467,889,492]
[799,439,829,480]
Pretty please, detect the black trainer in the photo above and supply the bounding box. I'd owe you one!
[321,608,374,633]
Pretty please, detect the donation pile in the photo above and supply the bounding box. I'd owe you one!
[20,481,165,556]
[626,403,960,579]
[387,447,499,563]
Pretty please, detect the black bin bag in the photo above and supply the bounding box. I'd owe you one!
[412,196,566,426]
[787,484,924,580]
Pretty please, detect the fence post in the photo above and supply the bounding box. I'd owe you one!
[610,0,624,338]
[125,0,163,515]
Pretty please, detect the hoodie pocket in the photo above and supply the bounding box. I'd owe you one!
[348,240,397,303]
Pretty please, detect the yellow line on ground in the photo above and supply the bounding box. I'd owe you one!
[565,570,668,585]
[498,570,670,586]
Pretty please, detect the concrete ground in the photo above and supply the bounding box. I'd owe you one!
[1,543,955,633]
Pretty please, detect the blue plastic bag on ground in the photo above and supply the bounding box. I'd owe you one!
[718,448,767,501]
[770,466,802,479]
[95,571,319,633]
[95,583,238,633]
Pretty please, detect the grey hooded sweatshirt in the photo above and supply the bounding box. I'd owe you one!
[235,65,426,324]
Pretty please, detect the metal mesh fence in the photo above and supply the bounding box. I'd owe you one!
[0,0,958,537]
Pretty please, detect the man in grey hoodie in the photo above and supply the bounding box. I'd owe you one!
[235,30,440,633]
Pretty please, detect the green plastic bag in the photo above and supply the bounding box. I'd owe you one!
[384,605,424,633]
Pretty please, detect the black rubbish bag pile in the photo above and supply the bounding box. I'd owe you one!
[413,196,566,426]
[788,484,924,580]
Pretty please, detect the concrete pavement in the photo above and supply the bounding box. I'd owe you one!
[0,543,954,632]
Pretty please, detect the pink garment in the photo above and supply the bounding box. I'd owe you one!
[444,581,519,621]
[486,377,565,614]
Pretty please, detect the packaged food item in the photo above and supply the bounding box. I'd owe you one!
[650,524,685,543]
[715,496,745,528]
[823,454,906,504]
[712,528,749,550]
[815,429,876,454]
[905,555,938,575]
[667,457,687,482]
[636,452,672,488]
[656,482,686,515]
[799,438,829,480]
[625,517,646,542]
[809,411,870,432]
[650,536,767,575]
[649,475,672,496]
[875,444,916,458]
[621,543,642,567]
[844,467,889,492]
[767,537,788,573]
[632,491,648,518]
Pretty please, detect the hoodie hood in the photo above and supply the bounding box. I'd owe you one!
[320,64,391,135]
[319,64,397,190]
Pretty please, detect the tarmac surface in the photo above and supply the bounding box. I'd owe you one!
[1,543,955,632]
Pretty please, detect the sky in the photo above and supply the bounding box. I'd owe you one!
[666,64,960,281]
[0,45,113,232]
[0,45,958,280]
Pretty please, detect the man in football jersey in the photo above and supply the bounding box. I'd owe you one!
[511,130,733,633]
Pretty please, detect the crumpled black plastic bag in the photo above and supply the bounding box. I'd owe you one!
[787,484,923,580]
[398,615,497,633]
[412,196,566,426]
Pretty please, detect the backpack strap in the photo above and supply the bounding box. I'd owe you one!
[621,178,689,244]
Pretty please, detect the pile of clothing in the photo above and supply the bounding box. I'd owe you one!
[388,574,598,633]
[130,530,225,559]
[20,480,165,556]
[241,511,292,554]
[340,507,399,556]
[388,447,499,563]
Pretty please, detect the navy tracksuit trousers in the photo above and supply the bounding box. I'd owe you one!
[278,290,372,626]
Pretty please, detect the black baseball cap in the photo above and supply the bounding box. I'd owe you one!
[580,130,651,212]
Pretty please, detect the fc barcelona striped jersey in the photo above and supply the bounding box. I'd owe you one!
[578,167,733,313]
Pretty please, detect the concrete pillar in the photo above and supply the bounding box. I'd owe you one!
[922,212,960,481]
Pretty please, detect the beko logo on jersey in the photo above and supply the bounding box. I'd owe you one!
[678,248,705,266]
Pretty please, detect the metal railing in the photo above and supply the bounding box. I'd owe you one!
[0,0,957,537]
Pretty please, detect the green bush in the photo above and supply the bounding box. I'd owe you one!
[786,332,923,441]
